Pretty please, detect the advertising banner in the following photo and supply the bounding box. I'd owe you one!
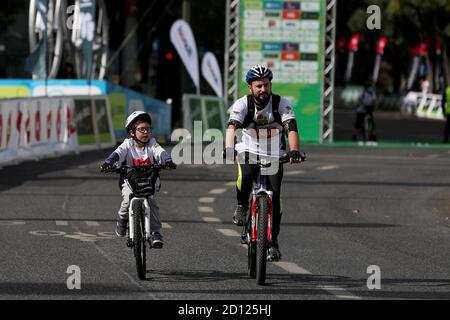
[239,0,324,141]
[170,19,200,94]
[0,97,78,166]
[201,52,223,97]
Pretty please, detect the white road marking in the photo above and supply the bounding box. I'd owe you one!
[202,217,222,223]
[162,222,172,229]
[273,261,312,275]
[225,181,236,187]
[55,220,69,226]
[198,206,214,213]
[284,170,305,176]
[0,221,26,226]
[317,285,362,300]
[86,221,100,226]
[199,197,216,203]
[209,188,227,194]
[317,165,339,171]
[216,228,241,237]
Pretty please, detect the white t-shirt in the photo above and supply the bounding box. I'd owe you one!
[114,138,167,167]
[228,95,296,156]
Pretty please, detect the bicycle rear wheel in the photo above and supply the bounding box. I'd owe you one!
[256,196,269,285]
[133,203,146,280]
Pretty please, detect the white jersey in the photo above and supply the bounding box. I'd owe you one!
[228,95,296,157]
[113,138,167,167]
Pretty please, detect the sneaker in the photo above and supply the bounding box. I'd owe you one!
[115,218,128,237]
[267,242,282,261]
[233,205,247,226]
[151,232,163,248]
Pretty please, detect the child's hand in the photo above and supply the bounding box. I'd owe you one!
[100,162,114,173]
[164,161,177,170]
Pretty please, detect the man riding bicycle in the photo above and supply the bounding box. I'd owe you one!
[224,65,303,261]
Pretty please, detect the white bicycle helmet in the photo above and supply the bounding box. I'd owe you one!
[125,111,152,132]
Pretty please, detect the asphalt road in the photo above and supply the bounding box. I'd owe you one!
[0,145,449,301]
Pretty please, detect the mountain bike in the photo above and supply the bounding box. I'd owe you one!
[243,152,306,285]
[103,163,172,280]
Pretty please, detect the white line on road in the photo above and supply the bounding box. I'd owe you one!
[284,170,305,176]
[198,206,214,213]
[209,188,227,194]
[273,261,312,275]
[86,221,100,226]
[55,221,69,226]
[199,197,216,203]
[216,228,241,237]
[317,285,362,300]
[202,217,222,223]
[224,181,236,187]
[162,222,172,229]
[0,221,26,226]
[317,165,339,171]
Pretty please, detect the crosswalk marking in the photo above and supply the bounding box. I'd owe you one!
[198,206,214,213]
[55,221,69,226]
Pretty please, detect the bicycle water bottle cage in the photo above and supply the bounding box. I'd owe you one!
[126,167,159,197]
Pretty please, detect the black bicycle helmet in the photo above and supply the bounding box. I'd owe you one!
[245,65,273,84]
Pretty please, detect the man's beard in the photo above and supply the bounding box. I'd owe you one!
[254,92,270,107]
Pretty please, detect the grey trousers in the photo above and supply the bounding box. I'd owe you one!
[118,182,162,233]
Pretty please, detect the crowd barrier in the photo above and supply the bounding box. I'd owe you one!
[0,95,116,167]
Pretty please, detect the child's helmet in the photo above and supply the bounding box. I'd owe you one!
[125,111,152,132]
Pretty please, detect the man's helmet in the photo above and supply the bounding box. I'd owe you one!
[125,111,152,132]
[245,65,273,84]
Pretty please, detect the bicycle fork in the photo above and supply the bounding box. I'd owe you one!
[128,198,151,242]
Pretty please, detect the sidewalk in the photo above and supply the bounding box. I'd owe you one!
[333,108,447,144]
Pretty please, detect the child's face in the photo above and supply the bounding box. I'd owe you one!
[132,121,152,145]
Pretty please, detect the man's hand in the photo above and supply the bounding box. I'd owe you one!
[100,162,114,173]
[287,150,305,164]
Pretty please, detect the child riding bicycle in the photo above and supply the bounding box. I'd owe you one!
[100,111,175,248]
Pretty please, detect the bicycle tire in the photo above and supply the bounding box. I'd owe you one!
[256,196,268,285]
[248,239,256,278]
[133,202,146,280]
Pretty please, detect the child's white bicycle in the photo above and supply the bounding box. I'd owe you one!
[102,163,175,280]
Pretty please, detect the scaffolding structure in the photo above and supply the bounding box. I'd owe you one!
[224,0,336,142]
[224,0,241,109]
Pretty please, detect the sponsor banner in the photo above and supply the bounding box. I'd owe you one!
[240,0,325,141]
[0,97,78,166]
[201,52,223,97]
[170,19,200,93]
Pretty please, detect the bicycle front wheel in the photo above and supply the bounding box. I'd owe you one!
[256,196,269,285]
[133,203,146,280]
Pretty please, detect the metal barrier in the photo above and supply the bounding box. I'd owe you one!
[402,92,445,121]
